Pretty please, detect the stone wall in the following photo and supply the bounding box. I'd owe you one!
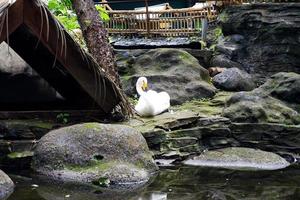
[213,3,300,83]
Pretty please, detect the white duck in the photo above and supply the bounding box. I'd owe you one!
[135,77,170,117]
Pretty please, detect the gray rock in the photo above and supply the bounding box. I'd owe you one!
[183,147,290,170]
[257,72,300,104]
[223,72,300,124]
[218,4,300,80]
[230,123,300,158]
[213,68,256,91]
[0,169,14,199]
[121,48,216,105]
[223,91,300,124]
[210,54,243,69]
[32,123,158,185]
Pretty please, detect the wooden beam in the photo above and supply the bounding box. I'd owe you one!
[144,0,150,37]
[21,0,120,113]
[0,0,23,44]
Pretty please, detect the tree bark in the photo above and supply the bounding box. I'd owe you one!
[72,0,121,87]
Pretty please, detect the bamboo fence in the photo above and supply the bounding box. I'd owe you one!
[103,0,298,37]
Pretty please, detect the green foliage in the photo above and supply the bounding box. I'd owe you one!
[95,5,110,22]
[48,0,79,31]
[47,0,110,32]
[214,27,223,39]
[56,113,70,124]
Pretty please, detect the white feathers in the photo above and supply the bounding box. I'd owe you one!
[135,77,170,117]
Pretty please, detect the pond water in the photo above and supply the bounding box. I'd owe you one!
[6,165,300,200]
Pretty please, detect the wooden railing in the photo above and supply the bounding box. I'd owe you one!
[104,5,217,37]
[102,0,298,37]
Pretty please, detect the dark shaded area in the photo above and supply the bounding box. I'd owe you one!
[5,25,97,110]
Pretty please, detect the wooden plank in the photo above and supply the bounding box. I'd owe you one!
[0,0,23,43]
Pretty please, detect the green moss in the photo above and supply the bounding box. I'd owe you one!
[65,160,115,172]
[32,121,54,129]
[84,123,102,131]
[7,151,34,159]
[179,51,192,61]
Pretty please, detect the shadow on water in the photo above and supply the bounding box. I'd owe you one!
[6,165,300,200]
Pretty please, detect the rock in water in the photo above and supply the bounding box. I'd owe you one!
[213,68,256,91]
[32,123,158,185]
[121,48,216,105]
[0,170,14,199]
[183,147,290,170]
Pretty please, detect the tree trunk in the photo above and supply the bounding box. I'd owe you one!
[72,0,121,87]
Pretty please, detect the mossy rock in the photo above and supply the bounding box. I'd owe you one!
[223,73,300,125]
[121,48,216,105]
[32,123,158,186]
[184,147,290,170]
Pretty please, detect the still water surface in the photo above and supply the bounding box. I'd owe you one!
[7,166,300,200]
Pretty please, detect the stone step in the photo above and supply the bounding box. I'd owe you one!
[168,127,231,139]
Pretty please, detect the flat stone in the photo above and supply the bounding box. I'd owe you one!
[184,147,290,170]
[125,110,199,133]
[167,137,198,148]
[196,116,231,127]
[168,127,231,139]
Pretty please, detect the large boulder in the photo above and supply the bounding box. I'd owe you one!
[32,123,157,186]
[213,68,256,91]
[216,3,300,82]
[223,72,300,124]
[0,170,14,199]
[183,147,290,170]
[120,48,216,105]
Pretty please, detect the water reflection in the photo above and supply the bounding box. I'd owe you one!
[7,166,300,200]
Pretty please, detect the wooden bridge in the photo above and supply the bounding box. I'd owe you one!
[99,0,299,37]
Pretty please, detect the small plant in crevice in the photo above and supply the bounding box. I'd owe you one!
[56,113,70,124]
[92,177,111,187]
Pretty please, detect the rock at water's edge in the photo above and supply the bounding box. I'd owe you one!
[184,147,290,170]
[32,123,158,186]
[0,170,14,199]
